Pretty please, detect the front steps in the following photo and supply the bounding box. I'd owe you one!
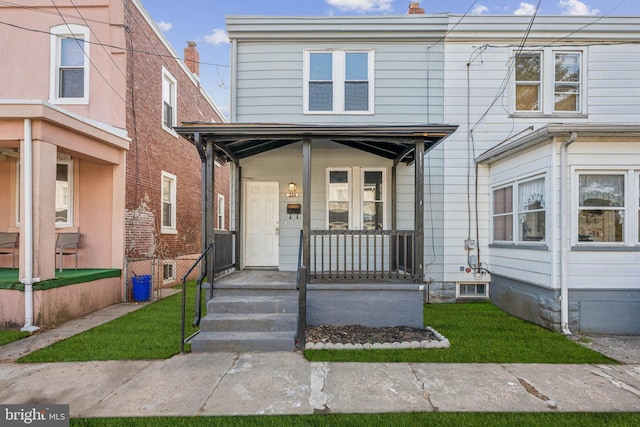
[190,292,299,353]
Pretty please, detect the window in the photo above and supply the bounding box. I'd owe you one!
[304,50,374,114]
[577,174,624,243]
[492,176,546,244]
[163,261,176,283]
[457,282,489,298]
[50,24,89,103]
[513,49,583,115]
[162,67,177,133]
[217,194,225,230]
[326,167,385,230]
[55,159,73,227]
[161,171,176,233]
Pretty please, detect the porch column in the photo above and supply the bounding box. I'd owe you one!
[414,141,425,283]
[234,163,241,270]
[204,136,215,296]
[302,138,311,270]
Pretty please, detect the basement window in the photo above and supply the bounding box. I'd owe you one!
[457,282,489,299]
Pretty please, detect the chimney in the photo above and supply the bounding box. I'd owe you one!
[184,41,199,76]
[408,2,425,14]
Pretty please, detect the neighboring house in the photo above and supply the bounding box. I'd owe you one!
[0,0,227,329]
[215,7,639,334]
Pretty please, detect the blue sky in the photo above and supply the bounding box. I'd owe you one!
[141,0,640,119]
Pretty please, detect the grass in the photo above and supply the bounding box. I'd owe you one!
[0,330,30,346]
[17,284,200,363]
[69,412,640,427]
[303,302,617,364]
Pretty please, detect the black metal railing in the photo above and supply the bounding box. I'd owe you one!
[179,230,237,353]
[309,229,416,281]
[296,230,306,350]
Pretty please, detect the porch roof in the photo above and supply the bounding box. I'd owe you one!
[174,123,457,165]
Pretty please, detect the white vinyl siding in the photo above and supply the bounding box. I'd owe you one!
[50,24,89,104]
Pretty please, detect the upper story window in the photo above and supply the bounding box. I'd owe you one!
[161,171,177,234]
[513,48,584,115]
[162,67,177,134]
[304,50,374,114]
[492,176,546,244]
[50,24,89,104]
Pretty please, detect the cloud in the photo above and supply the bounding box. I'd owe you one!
[156,20,172,32]
[326,0,393,12]
[204,29,229,45]
[558,0,599,15]
[513,2,537,15]
[471,5,489,15]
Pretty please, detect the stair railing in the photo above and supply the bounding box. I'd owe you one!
[296,230,307,350]
[180,242,214,353]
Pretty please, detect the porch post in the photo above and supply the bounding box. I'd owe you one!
[205,137,216,298]
[235,163,242,271]
[302,138,311,271]
[414,141,425,283]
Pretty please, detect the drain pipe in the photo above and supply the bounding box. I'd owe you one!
[559,131,577,336]
[21,119,39,332]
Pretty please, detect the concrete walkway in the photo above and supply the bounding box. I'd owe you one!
[0,303,639,417]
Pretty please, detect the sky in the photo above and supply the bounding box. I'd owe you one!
[141,0,640,119]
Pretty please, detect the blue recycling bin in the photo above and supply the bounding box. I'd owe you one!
[132,275,151,302]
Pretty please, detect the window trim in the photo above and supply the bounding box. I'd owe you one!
[49,24,90,104]
[491,174,547,245]
[303,49,375,115]
[55,159,74,228]
[573,169,632,247]
[161,171,177,234]
[511,47,586,117]
[162,67,178,136]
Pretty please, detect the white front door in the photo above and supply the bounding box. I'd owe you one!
[245,181,279,267]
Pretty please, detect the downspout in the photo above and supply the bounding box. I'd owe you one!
[21,119,39,333]
[559,131,577,335]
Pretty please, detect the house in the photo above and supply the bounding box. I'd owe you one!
[0,0,227,330]
[177,6,639,344]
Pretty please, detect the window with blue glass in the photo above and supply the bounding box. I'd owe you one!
[305,50,373,114]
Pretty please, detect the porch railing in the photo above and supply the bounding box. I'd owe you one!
[309,230,416,281]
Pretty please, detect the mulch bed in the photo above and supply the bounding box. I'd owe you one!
[305,324,437,345]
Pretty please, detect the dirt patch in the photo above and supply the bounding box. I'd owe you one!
[305,324,437,345]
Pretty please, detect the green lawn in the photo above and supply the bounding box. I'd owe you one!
[0,330,30,346]
[69,412,640,427]
[303,302,616,364]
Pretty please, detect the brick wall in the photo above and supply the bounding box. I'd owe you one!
[124,3,228,258]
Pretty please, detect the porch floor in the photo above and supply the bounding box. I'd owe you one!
[0,268,121,290]
[214,270,297,289]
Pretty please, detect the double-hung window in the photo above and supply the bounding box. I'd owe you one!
[162,67,177,133]
[50,24,89,104]
[161,171,177,234]
[492,176,546,244]
[577,173,625,243]
[327,168,385,230]
[513,48,584,115]
[55,159,73,227]
[305,50,374,114]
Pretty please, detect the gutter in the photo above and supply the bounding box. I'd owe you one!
[20,119,39,333]
[559,131,577,335]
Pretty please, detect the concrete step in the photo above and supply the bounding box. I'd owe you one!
[206,295,298,314]
[199,312,298,333]
[190,331,296,352]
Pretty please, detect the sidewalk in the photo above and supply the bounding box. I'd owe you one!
[0,304,639,417]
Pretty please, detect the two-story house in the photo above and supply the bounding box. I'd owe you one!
[0,0,227,330]
[178,8,639,340]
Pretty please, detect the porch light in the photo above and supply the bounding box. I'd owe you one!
[287,182,299,198]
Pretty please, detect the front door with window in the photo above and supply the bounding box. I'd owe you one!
[245,181,279,267]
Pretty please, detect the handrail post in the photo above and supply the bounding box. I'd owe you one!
[297,266,307,351]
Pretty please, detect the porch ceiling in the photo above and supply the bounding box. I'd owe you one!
[174,123,458,165]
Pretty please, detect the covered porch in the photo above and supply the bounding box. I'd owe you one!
[174,123,456,351]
